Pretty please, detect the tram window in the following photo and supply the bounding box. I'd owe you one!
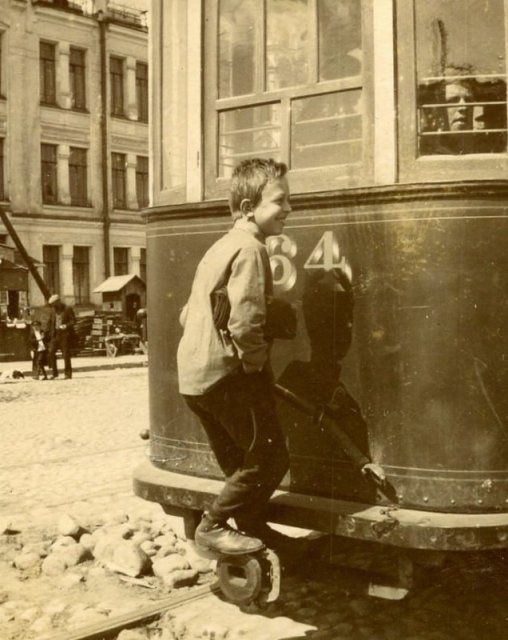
[209,0,365,192]
[415,0,507,156]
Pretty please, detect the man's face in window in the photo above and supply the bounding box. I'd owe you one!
[445,82,474,131]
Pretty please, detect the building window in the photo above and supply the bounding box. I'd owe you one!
[72,246,90,304]
[0,32,4,97]
[140,247,146,283]
[42,245,60,296]
[0,138,4,201]
[113,247,129,276]
[205,0,363,195]
[112,153,126,208]
[110,56,124,116]
[40,41,56,105]
[415,0,507,156]
[69,47,86,110]
[41,143,58,204]
[136,61,148,122]
[69,147,88,206]
[136,156,149,208]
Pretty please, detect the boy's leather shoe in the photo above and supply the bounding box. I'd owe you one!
[195,517,264,556]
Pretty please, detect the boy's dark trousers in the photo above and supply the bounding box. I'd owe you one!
[32,350,47,379]
[48,333,72,378]
[183,370,289,529]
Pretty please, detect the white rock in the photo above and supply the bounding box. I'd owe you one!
[79,533,96,552]
[41,554,68,576]
[13,552,41,570]
[58,514,80,537]
[140,540,158,557]
[19,607,40,622]
[44,599,67,615]
[52,535,77,551]
[0,519,11,534]
[131,531,153,546]
[21,541,50,558]
[182,543,214,574]
[58,543,88,567]
[59,572,85,588]
[152,554,190,577]
[30,614,54,634]
[162,569,198,589]
[154,533,177,548]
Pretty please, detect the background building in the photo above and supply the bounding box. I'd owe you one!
[0,0,148,318]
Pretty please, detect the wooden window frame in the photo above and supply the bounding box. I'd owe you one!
[69,47,86,110]
[397,0,508,184]
[40,41,57,106]
[41,143,58,204]
[69,147,88,207]
[204,0,375,200]
[113,247,129,276]
[136,61,149,123]
[42,245,60,296]
[140,247,146,284]
[72,246,90,304]
[112,152,127,209]
[136,155,149,208]
[0,138,4,201]
[110,56,125,117]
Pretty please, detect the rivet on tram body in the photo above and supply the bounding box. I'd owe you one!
[450,499,456,505]
[423,496,428,503]
[477,499,483,505]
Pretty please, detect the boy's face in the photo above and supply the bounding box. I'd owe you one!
[251,177,291,237]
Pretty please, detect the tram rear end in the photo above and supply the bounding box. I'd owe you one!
[134,0,508,566]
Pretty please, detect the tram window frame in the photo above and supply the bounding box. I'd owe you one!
[397,1,508,183]
[203,0,375,200]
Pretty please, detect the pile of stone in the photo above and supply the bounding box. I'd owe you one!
[11,512,213,588]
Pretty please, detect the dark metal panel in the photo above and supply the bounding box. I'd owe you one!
[143,195,508,518]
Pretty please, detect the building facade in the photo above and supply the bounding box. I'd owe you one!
[0,0,148,316]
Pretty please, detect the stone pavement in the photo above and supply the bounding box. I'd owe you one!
[0,367,165,535]
[1,367,507,639]
[0,352,148,378]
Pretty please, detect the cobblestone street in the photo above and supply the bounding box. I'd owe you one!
[0,367,164,533]
[1,367,508,639]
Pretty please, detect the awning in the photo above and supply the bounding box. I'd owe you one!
[93,274,143,293]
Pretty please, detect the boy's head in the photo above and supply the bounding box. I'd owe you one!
[229,158,291,237]
[230,158,288,219]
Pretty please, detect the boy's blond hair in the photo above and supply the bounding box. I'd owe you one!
[229,158,288,221]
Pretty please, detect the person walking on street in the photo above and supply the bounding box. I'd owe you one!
[47,294,76,380]
[177,158,293,557]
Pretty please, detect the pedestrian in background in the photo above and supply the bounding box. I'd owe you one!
[29,320,48,380]
[47,294,76,380]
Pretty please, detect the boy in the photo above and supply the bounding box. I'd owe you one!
[30,320,48,380]
[177,158,292,556]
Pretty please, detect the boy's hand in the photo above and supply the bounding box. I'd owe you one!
[60,324,67,330]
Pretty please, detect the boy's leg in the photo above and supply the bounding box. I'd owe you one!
[208,371,289,527]
[183,395,243,477]
[48,339,59,378]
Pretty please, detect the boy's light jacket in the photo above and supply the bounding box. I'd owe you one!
[177,218,273,395]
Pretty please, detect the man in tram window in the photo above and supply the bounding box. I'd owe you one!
[420,74,477,155]
[177,158,295,557]
[420,67,507,155]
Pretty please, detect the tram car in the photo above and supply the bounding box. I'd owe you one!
[134,0,508,597]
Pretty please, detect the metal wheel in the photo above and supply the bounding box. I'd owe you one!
[216,554,263,605]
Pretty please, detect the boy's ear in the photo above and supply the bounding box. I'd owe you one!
[239,198,252,216]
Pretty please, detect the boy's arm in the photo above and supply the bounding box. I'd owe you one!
[227,247,268,373]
